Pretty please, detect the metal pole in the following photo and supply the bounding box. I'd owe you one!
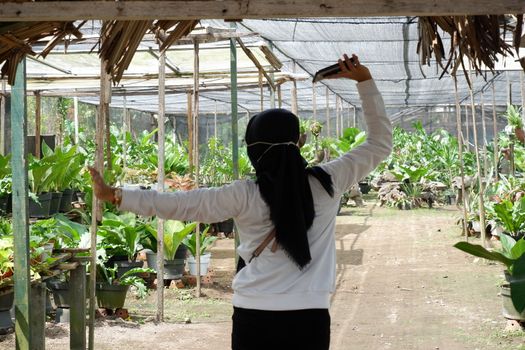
[11,57,31,350]
[156,50,166,321]
[122,95,128,170]
[335,95,340,138]
[454,78,469,241]
[214,100,218,140]
[187,91,193,170]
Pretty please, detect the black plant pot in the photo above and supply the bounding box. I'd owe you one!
[96,283,129,310]
[0,291,14,332]
[49,191,63,215]
[0,194,8,216]
[48,280,71,308]
[59,188,74,212]
[29,192,52,218]
[358,181,371,195]
[216,218,234,233]
[107,258,143,279]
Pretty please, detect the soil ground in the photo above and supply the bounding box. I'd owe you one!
[2,198,525,349]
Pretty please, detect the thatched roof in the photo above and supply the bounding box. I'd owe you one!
[0,19,197,85]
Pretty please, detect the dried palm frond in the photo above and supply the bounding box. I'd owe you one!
[0,21,82,85]
[417,15,523,84]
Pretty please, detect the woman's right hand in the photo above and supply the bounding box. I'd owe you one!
[326,54,372,83]
[87,166,116,203]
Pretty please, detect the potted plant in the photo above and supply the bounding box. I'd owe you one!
[96,263,153,310]
[183,226,216,276]
[97,212,145,277]
[142,220,195,279]
[0,154,11,216]
[503,105,525,143]
[27,149,56,218]
[454,233,525,320]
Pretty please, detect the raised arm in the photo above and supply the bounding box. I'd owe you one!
[320,54,392,193]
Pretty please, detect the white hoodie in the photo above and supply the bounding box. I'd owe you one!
[119,79,392,311]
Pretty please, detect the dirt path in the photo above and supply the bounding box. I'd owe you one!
[1,202,524,349]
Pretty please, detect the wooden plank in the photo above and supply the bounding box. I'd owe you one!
[34,91,40,158]
[0,1,522,21]
[69,262,87,350]
[11,57,31,350]
[230,24,239,180]
[156,50,166,322]
[29,283,45,350]
[0,80,5,155]
[193,40,202,297]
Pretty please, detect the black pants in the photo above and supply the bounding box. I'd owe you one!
[231,306,330,350]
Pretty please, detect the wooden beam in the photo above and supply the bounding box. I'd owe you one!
[156,51,166,321]
[0,1,522,21]
[11,56,31,350]
[236,38,275,91]
[34,91,41,158]
[193,40,202,297]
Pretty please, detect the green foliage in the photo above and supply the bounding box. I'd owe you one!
[504,104,523,129]
[97,264,154,298]
[183,226,216,257]
[493,197,525,236]
[337,127,367,154]
[144,220,196,260]
[97,212,146,261]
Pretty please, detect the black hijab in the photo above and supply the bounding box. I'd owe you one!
[245,108,334,269]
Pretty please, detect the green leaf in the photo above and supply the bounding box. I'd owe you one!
[454,242,514,270]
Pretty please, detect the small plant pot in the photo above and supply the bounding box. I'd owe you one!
[216,219,234,234]
[445,194,456,205]
[0,194,9,216]
[164,259,186,279]
[358,181,371,195]
[29,192,52,218]
[48,280,71,308]
[515,127,525,143]
[96,283,129,310]
[49,191,63,215]
[187,253,211,276]
[59,188,74,212]
[111,260,143,279]
[501,284,525,321]
[41,242,54,261]
[0,290,14,331]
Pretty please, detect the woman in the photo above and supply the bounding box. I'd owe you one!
[89,54,392,350]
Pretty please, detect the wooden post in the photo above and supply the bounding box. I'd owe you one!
[11,57,31,350]
[70,261,87,350]
[104,81,112,171]
[325,87,330,137]
[187,91,193,169]
[0,79,5,155]
[335,95,340,138]
[230,25,239,180]
[259,69,264,112]
[73,96,79,145]
[34,91,41,158]
[469,75,487,247]
[277,84,282,108]
[353,105,357,128]
[453,78,469,241]
[194,40,202,297]
[312,84,317,121]
[507,71,512,105]
[492,83,499,182]
[291,62,298,116]
[29,283,45,350]
[520,70,525,129]
[214,100,218,140]
[156,50,166,321]
[89,58,107,350]
[268,41,276,109]
[122,95,128,170]
[480,92,488,178]
[465,103,470,150]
